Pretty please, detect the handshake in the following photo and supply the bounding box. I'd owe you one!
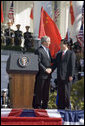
[46,68,52,74]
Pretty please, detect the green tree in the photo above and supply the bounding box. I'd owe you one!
[48,90,57,109]
[70,78,84,110]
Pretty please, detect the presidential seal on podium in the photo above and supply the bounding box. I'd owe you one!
[18,56,29,67]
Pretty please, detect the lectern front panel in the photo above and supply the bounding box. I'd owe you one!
[9,74,35,108]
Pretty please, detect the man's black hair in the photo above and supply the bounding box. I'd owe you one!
[61,39,68,45]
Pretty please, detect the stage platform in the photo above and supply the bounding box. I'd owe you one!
[1,108,84,125]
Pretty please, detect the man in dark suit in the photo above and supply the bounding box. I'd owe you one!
[33,36,52,109]
[51,39,76,109]
[24,26,33,50]
[14,24,22,46]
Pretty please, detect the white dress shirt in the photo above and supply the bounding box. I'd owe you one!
[41,45,50,58]
[63,49,68,55]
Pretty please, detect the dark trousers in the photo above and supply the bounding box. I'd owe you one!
[57,78,72,109]
[24,40,32,49]
[14,38,21,46]
[34,75,50,109]
[6,38,12,46]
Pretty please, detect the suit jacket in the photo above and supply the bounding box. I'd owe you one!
[35,46,52,79]
[14,30,22,38]
[52,50,76,80]
[24,32,32,40]
[4,28,14,38]
[24,32,33,46]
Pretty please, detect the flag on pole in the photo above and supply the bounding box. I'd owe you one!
[8,1,14,25]
[30,7,33,19]
[76,3,84,49]
[54,1,60,23]
[70,1,75,25]
[77,23,84,48]
[1,2,4,23]
[38,7,62,58]
[65,28,70,42]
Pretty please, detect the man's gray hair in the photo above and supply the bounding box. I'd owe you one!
[41,36,50,43]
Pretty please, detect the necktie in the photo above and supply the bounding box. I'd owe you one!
[62,52,64,58]
[46,48,50,58]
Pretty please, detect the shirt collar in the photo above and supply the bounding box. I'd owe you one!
[63,49,68,54]
[41,44,47,51]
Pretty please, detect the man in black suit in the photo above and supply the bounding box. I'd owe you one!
[51,39,76,109]
[24,26,33,50]
[14,24,22,46]
[34,36,52,109]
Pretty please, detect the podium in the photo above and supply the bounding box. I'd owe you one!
[6,53,38,108]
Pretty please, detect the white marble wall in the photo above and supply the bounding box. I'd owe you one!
[59,1,69,38]
[13,1,33,32]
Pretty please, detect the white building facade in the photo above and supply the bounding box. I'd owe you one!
[2,1,84,42]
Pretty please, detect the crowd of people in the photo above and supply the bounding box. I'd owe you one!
[1,22,33,51]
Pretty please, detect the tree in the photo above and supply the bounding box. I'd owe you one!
[71,78,84,110]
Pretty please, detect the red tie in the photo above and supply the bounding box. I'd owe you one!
[62,52,64,58]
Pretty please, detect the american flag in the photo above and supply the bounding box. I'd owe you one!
[54,1,60,23]
[77,3,84,48]
[8,1,14,24]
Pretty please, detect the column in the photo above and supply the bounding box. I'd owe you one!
[33,1,42,37]
[59,1,69,39]
[33,1,41,49]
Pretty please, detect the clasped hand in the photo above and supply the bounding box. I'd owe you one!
[46,68,52,74]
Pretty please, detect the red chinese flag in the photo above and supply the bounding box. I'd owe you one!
[38,7,62,58]
[1,2,4,23]
[70,1,75,25]
[30,7,33,19]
